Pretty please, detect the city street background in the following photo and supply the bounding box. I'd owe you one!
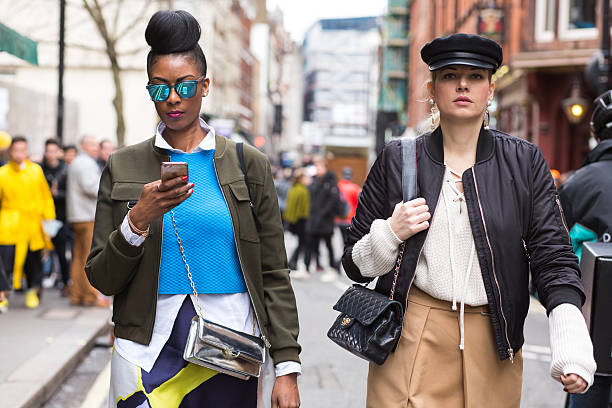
[1,0,610,406]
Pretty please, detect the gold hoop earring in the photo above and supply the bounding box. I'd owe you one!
[484,109,490,130]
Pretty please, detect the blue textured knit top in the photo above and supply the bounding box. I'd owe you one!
[158,149,247,294]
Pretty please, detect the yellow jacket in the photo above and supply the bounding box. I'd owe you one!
[0,160,56,251]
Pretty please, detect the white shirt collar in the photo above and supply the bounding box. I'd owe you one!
[154,118,216,153]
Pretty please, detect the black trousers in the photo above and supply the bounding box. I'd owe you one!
[0,247,10,292]
[305,233,335,270]
[0,245,43,290]
[51,225,72,286]
[288,220,307,269]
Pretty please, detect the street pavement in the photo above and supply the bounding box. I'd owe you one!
[4,229,573,408]
[0,288,111,408]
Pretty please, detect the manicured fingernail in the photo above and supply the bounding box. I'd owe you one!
[181,176,188,180]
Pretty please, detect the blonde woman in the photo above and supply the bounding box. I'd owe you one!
[342,33,596,407]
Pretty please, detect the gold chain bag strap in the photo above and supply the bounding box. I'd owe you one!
[174,196,266,380]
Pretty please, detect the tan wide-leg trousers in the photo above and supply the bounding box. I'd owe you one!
[367,286,523,408]
[70,221,100,305]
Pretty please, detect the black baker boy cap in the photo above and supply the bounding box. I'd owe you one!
[421,33,503,72]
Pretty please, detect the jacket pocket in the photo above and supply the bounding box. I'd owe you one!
[228,182,260,243]
[110,182,144,228]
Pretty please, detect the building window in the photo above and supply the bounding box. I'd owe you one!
[535,0,556,42]
[558,0,597,40]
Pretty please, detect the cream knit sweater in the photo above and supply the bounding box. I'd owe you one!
[351,167,596,390]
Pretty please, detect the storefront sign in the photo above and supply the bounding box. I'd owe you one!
[478,8,505,43]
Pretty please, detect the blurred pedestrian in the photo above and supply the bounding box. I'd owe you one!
[62,144,77,165]
[41,138,72,296]
[97,139,115,170]
[85,10,300,408]
[0,131,10,166]
[305,155,341,279]
[559,89,612,408]
[0,136,56,309]
[67,135,107,307]
[336,166,361,246]
[0,131,10,312]
[284,168,310,277]
[0,259,9,312]
[342,34,595,407]
[275,167,292,218]
[551,169,562,189]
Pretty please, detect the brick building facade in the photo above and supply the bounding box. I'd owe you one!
[406,0,603,173]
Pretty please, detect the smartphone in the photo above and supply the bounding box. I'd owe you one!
[161,162,188,182]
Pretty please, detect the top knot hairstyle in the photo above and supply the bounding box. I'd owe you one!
[145,10,207,78]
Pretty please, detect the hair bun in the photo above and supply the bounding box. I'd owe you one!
[145,10,201,54]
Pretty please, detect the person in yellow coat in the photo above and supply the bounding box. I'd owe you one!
[0,136,56,309]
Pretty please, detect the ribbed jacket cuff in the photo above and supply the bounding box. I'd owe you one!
[545,284,584,315]
[548,303,596,392]
[110,229,145,259]
[270,346,301,366]
[352,218,402,278]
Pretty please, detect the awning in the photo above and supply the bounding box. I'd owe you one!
[0,22,38,65]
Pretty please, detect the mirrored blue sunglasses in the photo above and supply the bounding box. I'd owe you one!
[146,76,204,102]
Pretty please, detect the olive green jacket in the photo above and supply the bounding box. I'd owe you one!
[85,135,301,365]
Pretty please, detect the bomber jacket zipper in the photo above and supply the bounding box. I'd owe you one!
[472,167,514,362]
[213,158,271,349]
[522,238,530,261]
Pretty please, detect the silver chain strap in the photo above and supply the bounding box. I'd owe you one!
[169,209,256,335]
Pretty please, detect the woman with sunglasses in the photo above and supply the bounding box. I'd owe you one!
[342,33,596,407]
[85,10,301,408]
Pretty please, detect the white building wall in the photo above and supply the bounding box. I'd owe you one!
[0,0,259,148]
[281,47,303,153]
[251,23,271,138]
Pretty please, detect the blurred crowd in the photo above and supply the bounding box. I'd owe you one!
[0,131,115,313]
[275,154,362,282]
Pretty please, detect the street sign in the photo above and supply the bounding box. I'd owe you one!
[0,22,38,65]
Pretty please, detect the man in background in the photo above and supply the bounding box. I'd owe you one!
[41,138,71,296]
[0,131,10,167]
[97,139,115,171]
[67,135,107,307]
[63,144,78,165]
[305,155,340,280]
[559,90,612,408]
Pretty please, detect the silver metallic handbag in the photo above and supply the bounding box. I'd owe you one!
[170,210,266,380]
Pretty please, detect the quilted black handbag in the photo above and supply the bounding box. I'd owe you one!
[327,138,417,365]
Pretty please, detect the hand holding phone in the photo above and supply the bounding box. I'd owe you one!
[127,162,193,232]
[160,162,188,183]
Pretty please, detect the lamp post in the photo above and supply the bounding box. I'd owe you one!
[561,82,589,125]
[603,0,611,90]
[56,0,65,143]
[585,0,612,95]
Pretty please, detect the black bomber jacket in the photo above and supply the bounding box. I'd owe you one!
[342,127,585,361]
